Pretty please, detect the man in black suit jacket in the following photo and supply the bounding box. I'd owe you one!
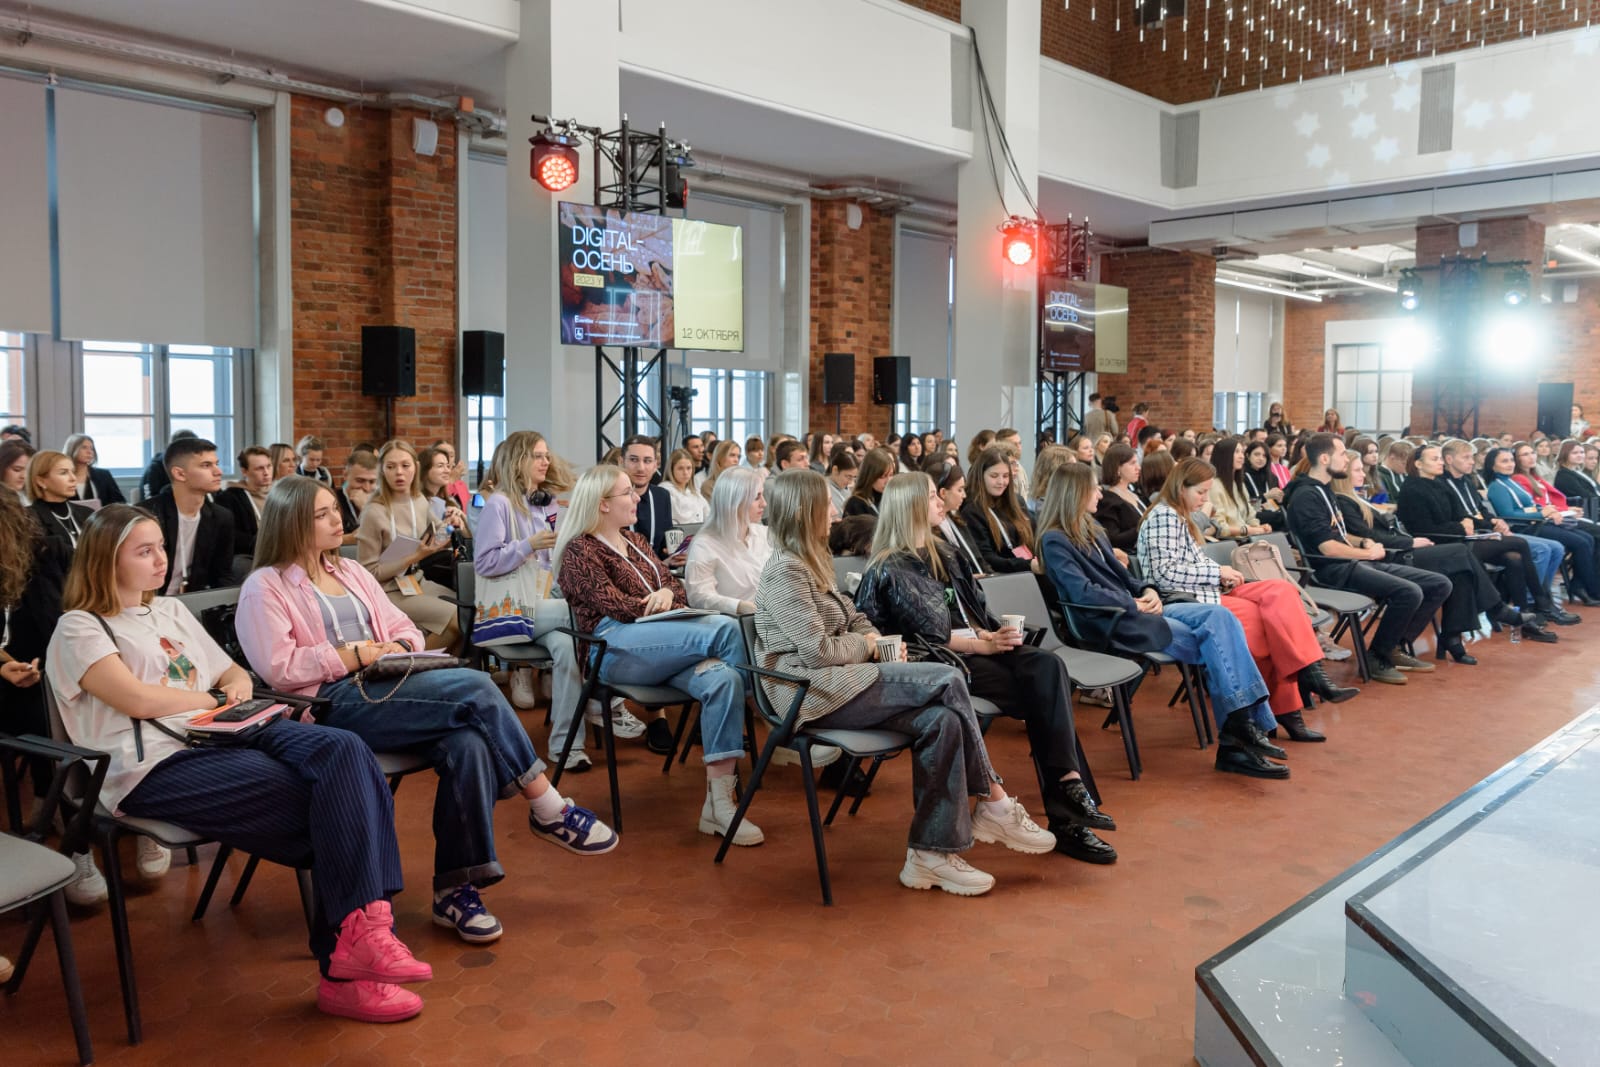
[621,435,678,559]
[149,437,235,593]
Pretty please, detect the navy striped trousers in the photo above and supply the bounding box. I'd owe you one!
[120,719,404,969]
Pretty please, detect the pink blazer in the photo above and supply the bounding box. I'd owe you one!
[237,557,425,697]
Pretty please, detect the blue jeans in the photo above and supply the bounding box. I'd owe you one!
[1160,602,1278,732]
[1522,534,1563,594]
[592,614,746,764]
[318,668,544,892]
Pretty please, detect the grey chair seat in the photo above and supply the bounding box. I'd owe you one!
[804,727,914,755]
[99,808,206,848]
[1143,650,1177,665]
[0,835,76,911]
[1054,646,1145,689]
[608,682,694,705]
[970,696,1003,718]
[375,752,432,777]
[1305,587,1374,613]
[484,641,555,666]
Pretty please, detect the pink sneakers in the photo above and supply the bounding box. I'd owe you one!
[317,979,423,1023]
[327,900,433,984]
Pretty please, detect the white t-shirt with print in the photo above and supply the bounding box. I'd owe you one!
[47,598,234,813]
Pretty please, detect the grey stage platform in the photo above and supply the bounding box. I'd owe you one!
[1196,708,1600,1067]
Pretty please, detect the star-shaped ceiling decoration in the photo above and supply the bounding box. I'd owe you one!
[1293,112,1320,138]
[1372,137,1399,163]
[1349,113,1377,140]
[1392,83,1420,113]
[1502,91,1533,121]
[1305,143,1331,168]
[1462,100,1494,129]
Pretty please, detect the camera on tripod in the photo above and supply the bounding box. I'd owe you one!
[668,385,698,405]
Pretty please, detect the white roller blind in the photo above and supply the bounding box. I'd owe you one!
[895,230,954,379]
[465,154,508,335]
[56,87,255,347]
[1214,290,1273,391]
[683,194,780,371]
[0,75,52,334]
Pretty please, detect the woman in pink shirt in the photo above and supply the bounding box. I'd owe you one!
[236,476,619,947]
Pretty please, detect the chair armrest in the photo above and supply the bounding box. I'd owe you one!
[0,734,109,850]
[555,625,609,679]
[1057,599,1125,652]
[726,662,809,737]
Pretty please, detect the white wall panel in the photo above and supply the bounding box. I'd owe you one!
[0,75,54,335]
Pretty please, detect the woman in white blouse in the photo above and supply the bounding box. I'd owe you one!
[685,468,769,615]
[663,448,709,526]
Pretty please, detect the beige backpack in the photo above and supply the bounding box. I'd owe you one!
[1229,539,1320,620]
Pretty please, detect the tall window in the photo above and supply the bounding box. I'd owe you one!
[901,377,957,438]
[465,396,507,475]
[0,332,24,429]
[1332,343,1412,436]
[81,341,156,473]
[688,368,770,444]
[1212,392,1265,435]
[80,340,247,475]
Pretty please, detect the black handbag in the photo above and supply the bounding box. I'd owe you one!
[352,652,464,704]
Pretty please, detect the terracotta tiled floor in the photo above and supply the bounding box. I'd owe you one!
[7,628,1600,1066]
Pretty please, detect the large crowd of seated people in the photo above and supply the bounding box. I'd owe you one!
[3,408,1600,1021]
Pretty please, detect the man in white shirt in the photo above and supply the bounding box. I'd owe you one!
[150,437,235,593]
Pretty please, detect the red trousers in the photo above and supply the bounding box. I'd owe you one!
[1221,579,1323,716]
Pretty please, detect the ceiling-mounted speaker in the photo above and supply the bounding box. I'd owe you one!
[413,117,439,157]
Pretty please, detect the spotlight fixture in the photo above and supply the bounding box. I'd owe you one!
[1503,266,1531,307]
[999,216,1037,267]
[530,126,581,192]
[1398,267,1421,312]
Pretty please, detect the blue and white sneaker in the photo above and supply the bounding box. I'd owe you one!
[529,797,620,855]
[431,884,503,943]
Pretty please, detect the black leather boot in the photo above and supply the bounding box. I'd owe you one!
[1299,662,1359,704]
[1221,709,1287,760]
[1275,710,1326,742]
[1055,778,1116,832]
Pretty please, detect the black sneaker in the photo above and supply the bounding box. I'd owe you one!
[1367,656,1408,685]
[644,717,674,755]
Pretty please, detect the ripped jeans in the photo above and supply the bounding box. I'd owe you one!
[591,614,747,764]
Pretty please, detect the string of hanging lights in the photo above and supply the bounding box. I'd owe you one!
[1059,0,1594,93]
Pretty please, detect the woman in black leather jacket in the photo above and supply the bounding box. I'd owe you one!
[854,472,1118,865]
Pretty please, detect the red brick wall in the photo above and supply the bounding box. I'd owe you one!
[1281,294,1392,429]
[808,199,897,438]
[290,98,458,470]
[899,0,962,21]
[1543,278,1600,435]
[1096,249,1215,433]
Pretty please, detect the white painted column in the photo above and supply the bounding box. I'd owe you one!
[954,0,1041,443]
[504,0,620,460]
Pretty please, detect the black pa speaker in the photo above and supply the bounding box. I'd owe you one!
[823,352,855,405]
[872,356,910,406]
[1538,382,1575,438]
[361,325,416,398]
[462,330,505,397]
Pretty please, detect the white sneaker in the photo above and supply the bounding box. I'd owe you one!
[0,954,12,983]
[971,797,1057,855]
[1077,687,1114,708]
[65,852,108,906]
[898,848,995,896]
[587,699,647,740]
[560,749,593,774]
[771,744,842,769]
[136,837,171,879]
[509,668,538,709]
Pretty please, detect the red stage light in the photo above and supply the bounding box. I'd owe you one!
[1004,232,1035,266]
[999,216,1037,267]
[530,132,580,192]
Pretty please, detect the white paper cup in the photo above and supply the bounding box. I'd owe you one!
[875,635,905,663]
[664,529,685,552]
[1000,613,1026,633]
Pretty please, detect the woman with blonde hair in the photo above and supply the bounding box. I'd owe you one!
[51,504,436,1022]
[685,467,770,616]
[238,477,617,946]
[853,473,1118,863]
[662,448,708,525]
[554,465,759,845]
[474,431,645,758]
[61,433,124,506]
[356,440,463,649]
[699,439,743,501]
[755,469,1054,896]
[1028,445,1076,513]
[269,442,298,481]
